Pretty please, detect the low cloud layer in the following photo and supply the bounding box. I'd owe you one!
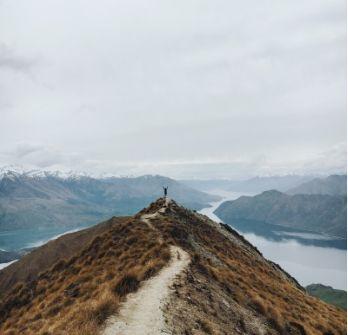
[1,141,345,179]
[0,0,346,179]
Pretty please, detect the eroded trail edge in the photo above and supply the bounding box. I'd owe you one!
[103,206,190,335]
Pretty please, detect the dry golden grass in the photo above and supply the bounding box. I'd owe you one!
[0,216,170,335]
[0,217,129,299]
[149,199,346,335]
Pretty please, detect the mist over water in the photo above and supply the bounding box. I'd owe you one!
[199,190,347,290]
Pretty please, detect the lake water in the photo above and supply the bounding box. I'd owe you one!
[199,190,347,290]
[0,226,89,252]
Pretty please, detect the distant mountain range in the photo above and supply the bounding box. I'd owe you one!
[0,170,219,232]
[215,190,347,238]
[287,175,347,196]
[181,175,314,193]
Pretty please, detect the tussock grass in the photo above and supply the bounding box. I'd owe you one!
[153,200,347,335]
[0,216,171,335]
[113,274,140,297]
[1,199,346,335]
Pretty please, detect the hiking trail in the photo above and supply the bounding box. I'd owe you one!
[103,199,190,335]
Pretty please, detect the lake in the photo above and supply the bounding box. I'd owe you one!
[199,190,347,290]
[0,225,89,251]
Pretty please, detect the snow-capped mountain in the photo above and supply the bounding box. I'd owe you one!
[0,166,92,180]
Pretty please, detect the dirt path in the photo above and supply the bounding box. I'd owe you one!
[103,246,189,335]
[102,200,190,335]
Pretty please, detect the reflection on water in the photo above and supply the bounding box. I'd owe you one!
[223,218,347,250]
[199,190,347,290]
[275,231,338,240]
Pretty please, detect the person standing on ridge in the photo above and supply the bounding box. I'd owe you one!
[163,186,168,197]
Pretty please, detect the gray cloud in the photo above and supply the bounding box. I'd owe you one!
[0,0,345,179]
[0,44,35,72]
[1,142,345,179]
[13,142,43,158]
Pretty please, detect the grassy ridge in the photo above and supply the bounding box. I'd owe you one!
[0,215,171,334]
[0,198,346,334]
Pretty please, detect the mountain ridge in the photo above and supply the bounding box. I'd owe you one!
[287,174,347,196]
[0,198,345,334]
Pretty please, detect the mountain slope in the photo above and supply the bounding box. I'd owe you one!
[0,172,219,232]
[306,284,347,310]
[0,216,129,295]
[215,190,347,238]
[287,175,347,196]
[0,209,171,335]
[0,198,345,335]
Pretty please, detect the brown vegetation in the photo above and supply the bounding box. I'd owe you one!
[0,217,129,297]
[0,215,170,334]
[0,198,346,335]
[144,198,346,335]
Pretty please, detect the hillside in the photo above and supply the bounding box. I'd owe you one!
[0,198,345,335]
[306,284,347,310]
[0,171,218,232]
[287,175,347,196]
[0,216,129,295]
[215,190,347,238]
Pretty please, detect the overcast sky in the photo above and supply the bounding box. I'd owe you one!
[0,0,346,179]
